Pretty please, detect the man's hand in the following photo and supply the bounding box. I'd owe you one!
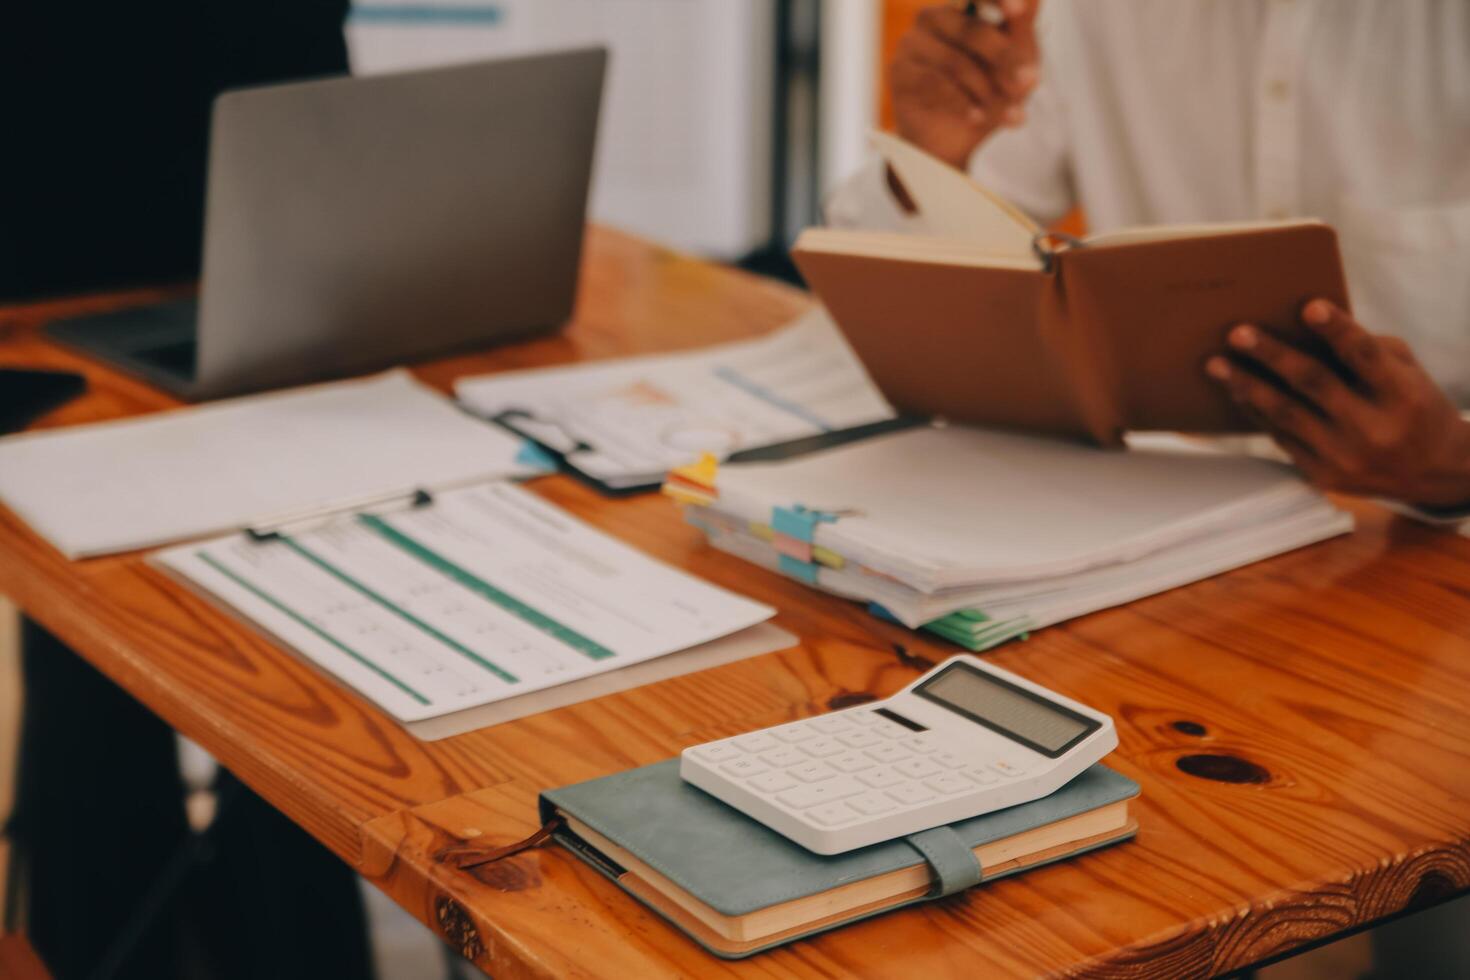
[890,1,1041,171]
[1206,299,1470,511]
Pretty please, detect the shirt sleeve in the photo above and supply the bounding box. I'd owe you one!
[1380,500,1470,531]
[1379,410,1470,531]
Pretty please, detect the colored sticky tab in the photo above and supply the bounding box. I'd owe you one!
[683,510,713,535]
[514,439,559,474]
[663,484,715,507]
[812,545,845,569]
[670,452,720,491]
[779,554,821,584]
[867,602,902,624]
[771,505,838,543]
[748,521,775,542]
[772,534,813,563]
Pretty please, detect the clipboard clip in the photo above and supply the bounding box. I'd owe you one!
[245,486,437,543]
[490,409,660,497]
[491,409,591,457]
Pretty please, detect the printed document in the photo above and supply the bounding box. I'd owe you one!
[0,370,541,558]
[152,483,774,722]
[455,307,893,488]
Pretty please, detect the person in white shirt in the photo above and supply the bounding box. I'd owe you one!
[829,2,1470,975]
[828,0,1470,518]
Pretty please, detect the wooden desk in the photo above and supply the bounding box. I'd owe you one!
[2,226,1468,978]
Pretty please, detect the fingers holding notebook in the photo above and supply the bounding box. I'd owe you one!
[1208,299,1470,510]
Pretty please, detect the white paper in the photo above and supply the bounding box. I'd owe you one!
[404,622,797,741]
[868,130,1040,253]
[0,370,541,558]
[697,498,1350,629]
[710,425,1350,592]
[152,483,774,723]
[454,307,893,487]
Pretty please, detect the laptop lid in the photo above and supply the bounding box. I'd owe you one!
[193,47,606,398]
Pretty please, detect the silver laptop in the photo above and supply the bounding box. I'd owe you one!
[47,48,606,400]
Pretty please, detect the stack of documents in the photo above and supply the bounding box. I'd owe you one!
[667,426,1354,650]
[455,308,893,492]
[155,482,782,738]
[0,370,546,558]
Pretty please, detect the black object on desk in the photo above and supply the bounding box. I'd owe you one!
[1,368,87,434]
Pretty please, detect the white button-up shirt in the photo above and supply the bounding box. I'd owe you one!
[828,0,1470,403]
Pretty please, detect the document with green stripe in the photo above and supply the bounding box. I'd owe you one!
[151,484,775,723]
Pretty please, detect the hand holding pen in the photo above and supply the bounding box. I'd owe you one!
[889,0,1040,171]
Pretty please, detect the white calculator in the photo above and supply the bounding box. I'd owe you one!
[679,655,1117,854]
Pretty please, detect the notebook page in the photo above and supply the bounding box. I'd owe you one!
[870,131,1039,255]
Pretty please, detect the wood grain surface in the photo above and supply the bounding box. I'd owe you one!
[2,226,1468,978]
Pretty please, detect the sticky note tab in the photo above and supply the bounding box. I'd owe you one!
[779,554,821,584]
[771,505,838,543]
[812,545,845,569]
[748,521,775,542]
[867,602,901,624]
[772,534,813,563]
[663,484,716,507]
[670,452,720,491]
[514,439,559,474]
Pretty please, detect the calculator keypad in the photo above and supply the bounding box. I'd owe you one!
[687,710,1028,831]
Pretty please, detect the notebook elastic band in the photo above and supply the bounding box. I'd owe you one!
[905,826,983,897]
[438,816,563,871]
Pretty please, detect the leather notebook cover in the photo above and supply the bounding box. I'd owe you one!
[793,223,1351,447]
[792,249,1091,441]
[1064,224,1351,434]
[539,759,1139,958]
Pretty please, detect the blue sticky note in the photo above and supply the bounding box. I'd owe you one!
[515,439,559,474]
[771,505,839,543]
[867,602,902,625]
[778,554,821,585]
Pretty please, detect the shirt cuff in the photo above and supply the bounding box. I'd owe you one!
[1380,498,1470,532]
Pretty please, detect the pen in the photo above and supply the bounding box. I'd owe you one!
[952,0,1010,26]
[723,416,927,465]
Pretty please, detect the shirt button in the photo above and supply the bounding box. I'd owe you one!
[1266,79,1290,101]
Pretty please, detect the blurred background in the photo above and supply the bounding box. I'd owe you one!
[341,0,916,278]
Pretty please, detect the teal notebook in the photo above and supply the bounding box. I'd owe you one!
[540,759,1139,958]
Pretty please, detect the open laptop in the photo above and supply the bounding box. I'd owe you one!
[46,48,606,400]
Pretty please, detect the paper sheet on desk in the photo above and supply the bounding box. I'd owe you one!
[0,370,541,558]
[152,483,775,725]
[454,307,893,489]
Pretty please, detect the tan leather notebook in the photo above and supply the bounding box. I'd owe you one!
[793,133,1352,446]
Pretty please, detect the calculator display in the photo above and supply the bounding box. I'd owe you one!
[914,663,1099,758]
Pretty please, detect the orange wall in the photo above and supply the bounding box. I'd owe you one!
[878,0,929,131]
